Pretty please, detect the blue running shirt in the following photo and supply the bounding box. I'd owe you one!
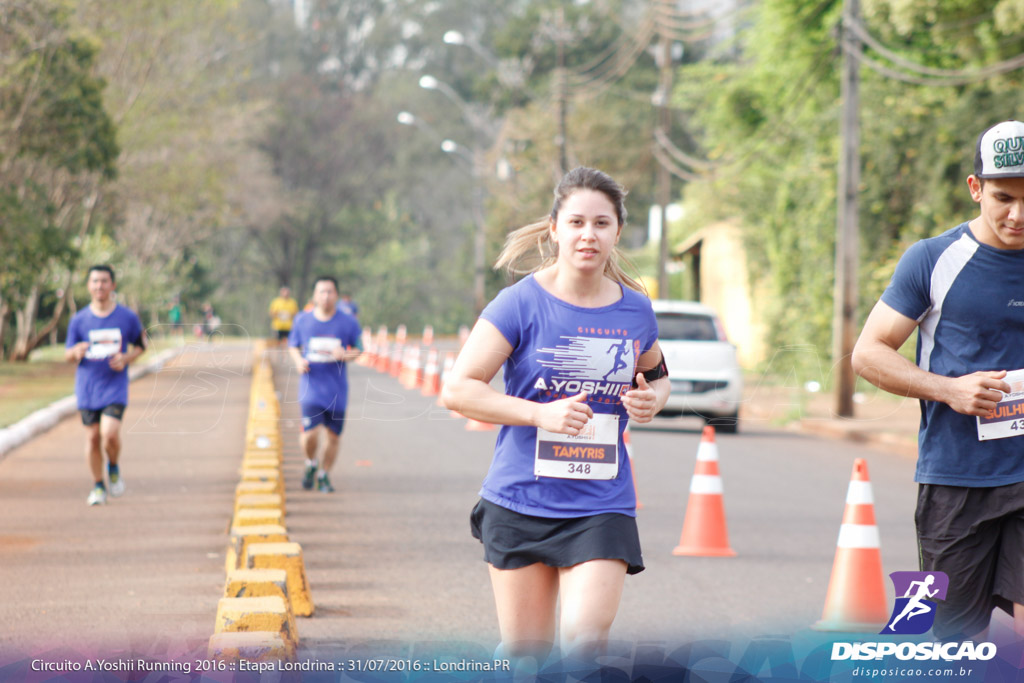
[882,222,1024,486]
[65,305,144,410]
[478,274,659,518]
[288,310,362,411]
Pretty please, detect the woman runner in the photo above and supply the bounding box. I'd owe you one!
[442,166,671,666]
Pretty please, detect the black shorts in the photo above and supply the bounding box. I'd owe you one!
[275,329,289,341]
[470,498,644,575]
[916,481,1024,640]
[79,404,126,426]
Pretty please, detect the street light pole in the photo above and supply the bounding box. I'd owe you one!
[399,113,485,314]
[471,149,487,315]
[656,19,673,300]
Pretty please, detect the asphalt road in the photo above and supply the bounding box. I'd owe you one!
[1,341,1013,671]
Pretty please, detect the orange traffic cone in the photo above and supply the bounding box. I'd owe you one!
[813,458,888,631]
[672,425,736,557]
[422,349,441,397]
[400,346,422,390]
[357,330,374,367]
[389,343,404,378]
[374,329,389,372]
[422,325,434,347]
[624,426,642,510]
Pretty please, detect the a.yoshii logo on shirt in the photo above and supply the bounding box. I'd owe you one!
[533,335,638,399]
[1008,299,1024,307]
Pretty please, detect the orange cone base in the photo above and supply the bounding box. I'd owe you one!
[811,547,887,632]
[672,494,736,557]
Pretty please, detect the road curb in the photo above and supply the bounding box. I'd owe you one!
[0,346,185,460]
[791,418,918,458]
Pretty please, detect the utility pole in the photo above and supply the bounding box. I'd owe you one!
[833,0,861,418]
[656,1,673,300]
[555,8,569,174]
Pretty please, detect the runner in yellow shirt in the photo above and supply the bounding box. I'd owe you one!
[268,286,299,347]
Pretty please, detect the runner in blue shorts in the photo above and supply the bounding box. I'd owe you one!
[288,276,361,493]
[65,265,146,506]
[853,120,1024,640]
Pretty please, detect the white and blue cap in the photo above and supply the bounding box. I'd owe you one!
[974,120,1024,179]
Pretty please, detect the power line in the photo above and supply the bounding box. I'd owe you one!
[653,126,715,172]
[845,13,1024,82]
[848,40,1024,87]
[652,138,701,182]
[568,12,657,95]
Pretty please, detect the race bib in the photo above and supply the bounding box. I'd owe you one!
[977,369,1024,441]
[86,328,122,360]
[534,413,619,480]
[307,336,341,363]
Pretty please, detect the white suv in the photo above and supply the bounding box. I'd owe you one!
[651,300,743,433]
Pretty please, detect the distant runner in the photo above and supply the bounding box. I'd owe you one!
[65,265,147,506]
[268,286,299,347]
[288,276,361,493]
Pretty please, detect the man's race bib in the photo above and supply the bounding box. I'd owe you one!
[86,328,122,360]
[977,369,1024,441]
[534,413,619,480]
[307,336,341,363]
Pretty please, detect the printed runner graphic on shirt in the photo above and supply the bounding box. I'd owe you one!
[533,335,640,402]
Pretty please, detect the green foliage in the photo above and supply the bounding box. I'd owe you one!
[675,0,1024,378]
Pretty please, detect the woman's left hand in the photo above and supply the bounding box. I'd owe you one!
[623,374,657,423]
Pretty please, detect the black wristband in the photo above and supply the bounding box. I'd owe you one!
[632,354,669,387]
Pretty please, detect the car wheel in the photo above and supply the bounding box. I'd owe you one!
[706,413,739,434]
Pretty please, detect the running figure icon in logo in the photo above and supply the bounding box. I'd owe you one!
[881,571,949,635]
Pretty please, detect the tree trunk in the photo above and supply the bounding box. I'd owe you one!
[10,285,40,361]
[0,298,9,362]
[9,271,74,361]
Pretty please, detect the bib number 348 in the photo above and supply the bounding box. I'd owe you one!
[534,414,619,480]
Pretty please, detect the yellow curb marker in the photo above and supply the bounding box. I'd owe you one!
[246,542,314,617]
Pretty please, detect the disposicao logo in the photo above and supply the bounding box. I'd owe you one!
[880,571,948,635]
[831,571,997,663]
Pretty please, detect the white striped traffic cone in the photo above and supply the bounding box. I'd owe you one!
[672,425,735,557]
[812,458,888,631]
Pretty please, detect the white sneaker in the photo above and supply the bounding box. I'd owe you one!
[87,486,107,506]
[108,473,125,497]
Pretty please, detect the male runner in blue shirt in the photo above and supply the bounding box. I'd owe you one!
[853,120,1024,640]
[288,276,361,493]
[65,265,146,506]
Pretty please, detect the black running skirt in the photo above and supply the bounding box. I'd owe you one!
[470,498,644,575]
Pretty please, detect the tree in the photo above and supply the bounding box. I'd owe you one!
[670,0,1024,378]
[0,0,118,360]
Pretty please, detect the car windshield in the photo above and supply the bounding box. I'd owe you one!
[656,313,720,342]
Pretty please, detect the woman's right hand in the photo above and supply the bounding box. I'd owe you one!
[534,392,593,435]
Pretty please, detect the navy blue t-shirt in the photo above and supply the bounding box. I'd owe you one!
[881,222,1024,486]
[478,274,659,518]
[65,304,145,410]
[288,309,362,411]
